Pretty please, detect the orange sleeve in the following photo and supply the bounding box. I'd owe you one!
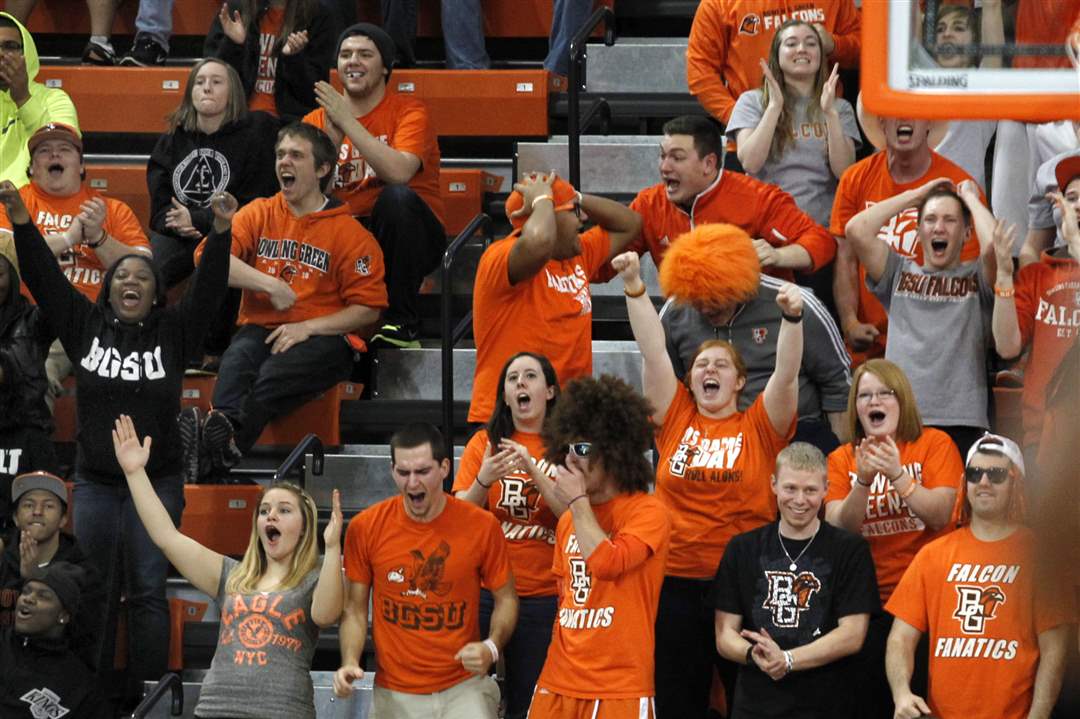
[478,513,513,591]
[452,432,488,492]
[590,195,649,283]
[827,0,862,68]
[343,512,373,585]
[301,107,326,130]
[105,199,150,251]
[473,237,515,301]
[578,226,612,278]
[825,445,855,504]
[334,221,389,310]
[919,431,963,490]
[760,184,836,271]
[884,546,931,632]
[586,535,652,581]
[829,164,862,238]
[686,0,738,124]
[388,100,430,161]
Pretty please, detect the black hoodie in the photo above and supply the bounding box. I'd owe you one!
[0,532,105,672]
[12,217,231,484]
[147,111,281,241]
[0,255,53,435]
[0,627,112,718]
[205,0,338,122]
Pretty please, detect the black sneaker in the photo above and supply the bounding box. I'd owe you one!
[370,323,420,349]
[82,39,116,66]
[120,36,167,67]
[203,409,243,471]
[177,407,203,484]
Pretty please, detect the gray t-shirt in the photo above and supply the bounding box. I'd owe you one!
[727,90,861,226]
[195,558,321,719]
[869,251,993,428]
[934,120,996,192]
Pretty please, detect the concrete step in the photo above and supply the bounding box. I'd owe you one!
[142,671,374,718]
[372,340,644,402]
[585,38,689,94]
[516,135,661,196]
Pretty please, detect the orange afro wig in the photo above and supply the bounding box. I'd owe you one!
[658,223,760,308]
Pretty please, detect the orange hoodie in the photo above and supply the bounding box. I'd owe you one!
[194,193,387,328]
[687,0,861,124]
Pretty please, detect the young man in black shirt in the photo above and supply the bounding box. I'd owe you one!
[710,441,879,718]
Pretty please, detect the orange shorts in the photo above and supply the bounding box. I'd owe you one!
[527,688,656,719]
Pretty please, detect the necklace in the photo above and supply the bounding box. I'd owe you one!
[777,521,820,571]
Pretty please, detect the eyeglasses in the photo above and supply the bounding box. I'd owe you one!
[964,466,1010,485]
[0,41,23,53]
[568,442,593,458]
[856,389,897,403]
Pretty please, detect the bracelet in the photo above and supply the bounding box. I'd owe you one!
[568,494,588,506]
[624,282,647,298]
[84,228,107,248]
[855,476,873,488]
[897,476,917,500]
[745,644,755,667]
[531,195,554,210]
[476,476,494,489]
[781,312,803,324]
[482,638,499,664]
[993,284,1015,299]
[784,650,795,675]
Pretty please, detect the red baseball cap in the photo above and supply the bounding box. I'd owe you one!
[505,173,580,230]
[1054,153,1080,193]
[27,122,83,155]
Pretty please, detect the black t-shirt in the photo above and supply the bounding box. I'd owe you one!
[709,521,880,719]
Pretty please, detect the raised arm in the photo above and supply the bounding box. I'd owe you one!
[311,489,344,628]
[553,454,609,559]
[180,192,236,355]
[821,64,856,178]
[956,179,999,271]
[506,173,558,285]
[111,415,224,596]
[979,0,1005,69]
[762,284,803,436]
[735,65,783,174]
[612,251,677,420]
[990,218,1022,360]
[886,618,932,719]
[333,579,370,698]
[587,194,642,259]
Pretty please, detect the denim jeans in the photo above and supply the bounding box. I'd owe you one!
[442,0,490,69]
[544,0,594,75]
[134,0,175,50]
[479,590,557,719]
[72,475,184,689]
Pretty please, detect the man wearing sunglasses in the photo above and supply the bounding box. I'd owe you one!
[885,433,1073,719]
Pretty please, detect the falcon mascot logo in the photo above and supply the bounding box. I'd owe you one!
[739,13,762,36]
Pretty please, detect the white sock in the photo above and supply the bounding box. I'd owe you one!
[89,35,114,53]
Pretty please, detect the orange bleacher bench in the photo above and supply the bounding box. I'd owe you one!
[85,161,499,236]
[37,66,183,135]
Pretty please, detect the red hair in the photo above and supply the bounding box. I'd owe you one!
[658,223,760,308]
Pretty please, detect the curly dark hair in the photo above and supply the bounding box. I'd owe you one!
[542,375,656,494]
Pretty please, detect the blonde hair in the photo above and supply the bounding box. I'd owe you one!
[225,482,320,594]
[846,359,924,444]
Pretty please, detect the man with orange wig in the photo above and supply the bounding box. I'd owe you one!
[885,433,1073,719]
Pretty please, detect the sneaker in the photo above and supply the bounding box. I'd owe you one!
[81,39,116,66]
[120,36,167,67]
[177,407,203,484]
[370,323,421,349]
[203,409,243,471]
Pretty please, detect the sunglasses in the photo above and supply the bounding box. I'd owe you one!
[568,442,593,458]
[964,466,1010,485]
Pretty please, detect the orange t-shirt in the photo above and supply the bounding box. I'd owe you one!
[654,387,793,579]
[302,92,445,225]
[885,526,1076,719]
[825,428,962,601]
[0,183,150,303]
[1014,0,1080,69]
[536,492,670,699]
[194,194,387,328]
[248,7,284,114]
[452,429,560,597]
[686,0,862,123]
[830,150,983,364]
[343,494,513,694]
[468,227,611,423]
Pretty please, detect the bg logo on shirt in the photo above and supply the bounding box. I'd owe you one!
[763,570,821,628]
[398,541,453,600]
[497,477,542,522]
[953,585,1006,634]
[738,13,761,35]
[19,687,70,718]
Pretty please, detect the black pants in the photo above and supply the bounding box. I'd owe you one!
[855,612,929,719]
[366,184,447,329]
[379,0,417,67]
[211,325,353,452]
[655,576,731,719]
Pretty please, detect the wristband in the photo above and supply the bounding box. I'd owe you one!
[84,228,107,249]
[781,312,803,324]
[784,650,795,675]
[476,476,494,489]
[745,644,755,667]
[897,475,917,500]
[568,494,588,506]
[624,282,647,298]
[993,284,1015,299]
[531,195,554,210]
[482,638,499,664]
[855,476,873,488]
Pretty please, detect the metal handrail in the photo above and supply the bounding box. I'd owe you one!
[567,6,617,188]
[130,672,183,718]
[440,213,492,480]
[273,433,325,487]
